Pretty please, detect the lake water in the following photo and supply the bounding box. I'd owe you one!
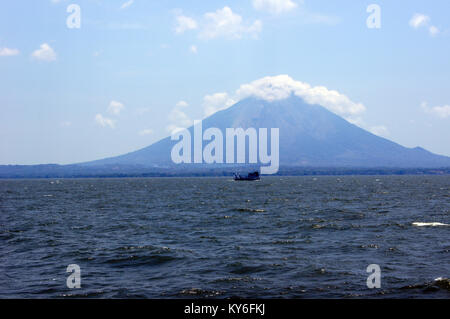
[0,176,449,298]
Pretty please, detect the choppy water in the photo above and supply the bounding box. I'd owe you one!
[0,176,449,298]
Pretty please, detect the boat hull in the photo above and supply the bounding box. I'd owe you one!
[233,171,260,181]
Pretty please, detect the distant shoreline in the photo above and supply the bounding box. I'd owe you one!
[1,165,449,179]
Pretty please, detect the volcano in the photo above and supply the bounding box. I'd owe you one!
[83,95,450,169]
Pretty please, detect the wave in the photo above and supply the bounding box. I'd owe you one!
[103,254,179,267]
[433,277,450,290]
[401,277,450,292]
[234,208,265,213]
[177,288,223,297]
[412,222,449,227]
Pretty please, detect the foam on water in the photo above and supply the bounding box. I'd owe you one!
[412,222,449,227]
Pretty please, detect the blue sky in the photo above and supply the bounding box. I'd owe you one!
[0,0,449,164]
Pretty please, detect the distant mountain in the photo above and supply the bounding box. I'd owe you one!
[83,95,450,169]
[2,96,450,178]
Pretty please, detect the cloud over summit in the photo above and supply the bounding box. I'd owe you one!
[203,75,366,118]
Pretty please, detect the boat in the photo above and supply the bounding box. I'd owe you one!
[233,171,260,181]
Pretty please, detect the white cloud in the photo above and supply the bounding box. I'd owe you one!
[175,7,263,40]
[31,43,56,62]
[409,14,430,29]
[345,116,365,127]
[429,25,439,37]
[421,102,450,119]
[176,100,189,108]
[409,14,441,38]
[167,101,193,133]
[203,93,236,117]
[252,0,298,14]
[108,100,125,115]
[95,114,116,128]
[0,47,20,57]
[235,75,365,117]
[175,15,198,34]
[369,125,390,138]
[203,75,366,118]
[255,0,338,25]
[200,7,262,39]
[120,0,134,10]
[139,129,154,136]
[189,45,198,54]
[343,116,389,135]
[168,109,192,127]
